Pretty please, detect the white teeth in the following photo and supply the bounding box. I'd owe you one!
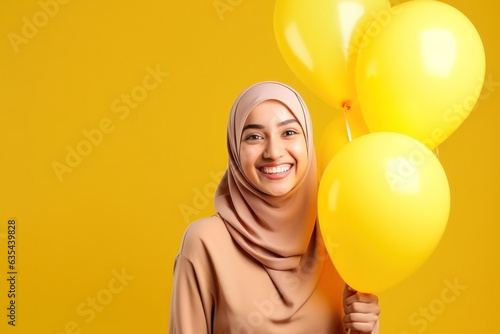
[261,165,291,174]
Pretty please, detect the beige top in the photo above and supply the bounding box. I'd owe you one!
[169,215,345,334]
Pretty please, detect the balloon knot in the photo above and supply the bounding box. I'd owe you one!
[342,101,351,112]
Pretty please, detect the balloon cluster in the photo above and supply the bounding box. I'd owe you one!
[275,0,485,293]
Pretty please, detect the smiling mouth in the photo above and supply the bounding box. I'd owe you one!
[259,164,292,175]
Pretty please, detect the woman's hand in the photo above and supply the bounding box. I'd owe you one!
[342,284,380,334]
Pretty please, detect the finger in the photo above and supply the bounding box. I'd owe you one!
[343,284,357,298]
[343,284,357,309]
[345,321,377,334]
[345,292,379,307]
[344,313,379,333]
[344,312,379,324]
[343,300,381,316]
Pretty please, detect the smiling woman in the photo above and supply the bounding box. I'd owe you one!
[240,100,308,197]
[169,81,380,334]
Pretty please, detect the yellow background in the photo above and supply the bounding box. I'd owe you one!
[0,0,498,333]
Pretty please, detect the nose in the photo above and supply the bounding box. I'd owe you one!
[263,136,284,160]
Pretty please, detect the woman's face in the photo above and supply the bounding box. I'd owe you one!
[239,100,308,197]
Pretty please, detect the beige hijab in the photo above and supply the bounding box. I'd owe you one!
[215,81,327,317]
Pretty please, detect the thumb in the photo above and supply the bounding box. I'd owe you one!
[343,283,358,307]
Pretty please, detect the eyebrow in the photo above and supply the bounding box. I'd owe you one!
[278,119,299,127]
[242,119,299,132]
[242,124,264,131]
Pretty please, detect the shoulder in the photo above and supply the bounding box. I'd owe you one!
[178,214,228,260]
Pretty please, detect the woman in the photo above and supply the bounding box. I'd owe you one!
[169,82,380,333]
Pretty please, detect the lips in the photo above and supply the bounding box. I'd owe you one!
[257,163,294,180]
[258,163,293,175]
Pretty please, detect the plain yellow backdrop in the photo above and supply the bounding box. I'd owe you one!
[0,0,498,333]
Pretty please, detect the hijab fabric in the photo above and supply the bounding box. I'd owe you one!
[214,81,327,318]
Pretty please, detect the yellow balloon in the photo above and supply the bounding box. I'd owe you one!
[356,0,486,149]
[274,0,391,110]
[318,132,450,293]
[318,106,369,175]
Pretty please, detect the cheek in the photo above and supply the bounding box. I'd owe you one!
[289,138,307,158]
[239,146,260,175]
[289,139,308,171]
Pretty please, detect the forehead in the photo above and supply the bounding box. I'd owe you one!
[243,100,296,126]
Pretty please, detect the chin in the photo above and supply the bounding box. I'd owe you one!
[262,185,293,197]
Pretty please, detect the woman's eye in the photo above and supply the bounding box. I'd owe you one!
[284,130,297,136]
[245,134,263,141]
